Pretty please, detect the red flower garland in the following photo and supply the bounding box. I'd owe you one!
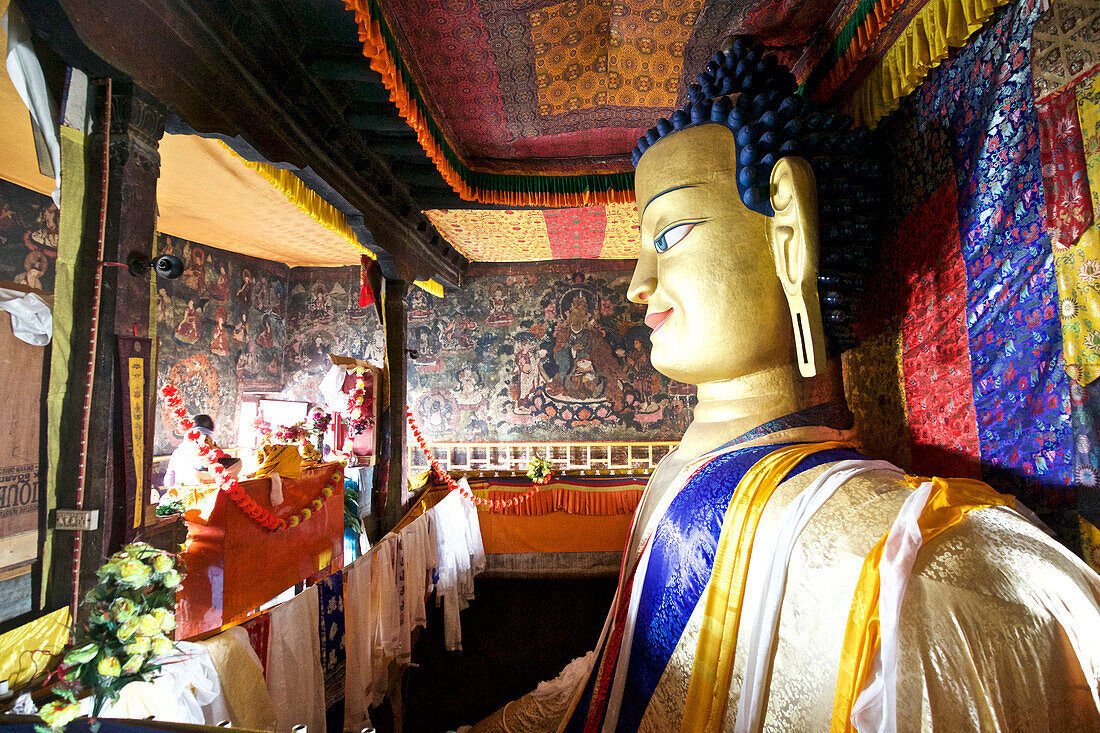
[160,383,338,532]
[406,408,541,512]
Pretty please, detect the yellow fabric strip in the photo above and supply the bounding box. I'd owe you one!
[1082,516,1100,574]
[42,124,87,605]
[682,441,856,733]
[1053,226,1100,384]
[413,278,444,297]
[844,0,1012,128]
[830,475,1014,732]
[0,606,71,689]
[216,141,375,261]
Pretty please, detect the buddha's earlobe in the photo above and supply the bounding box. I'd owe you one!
[768,157,826,378]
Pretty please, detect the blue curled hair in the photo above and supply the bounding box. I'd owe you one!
[631,36,882,353]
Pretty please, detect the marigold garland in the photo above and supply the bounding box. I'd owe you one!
[160,383,339,532]
[406,407,543,512]
[347,367,375,435]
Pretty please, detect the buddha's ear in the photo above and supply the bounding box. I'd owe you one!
[767,156,826,378]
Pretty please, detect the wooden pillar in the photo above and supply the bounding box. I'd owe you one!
[45,80,165,610]
[382,278,408,533]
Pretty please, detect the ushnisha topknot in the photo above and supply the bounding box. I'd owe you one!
[632,36,883,352]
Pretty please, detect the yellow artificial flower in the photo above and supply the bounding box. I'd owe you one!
[111,597,136,622]
[117,558,152,588]
[116,616,141,642]
[121,654,145,675]
[153,554,174,573]
[124,635,151,656]
[152,607,176,632]
[151,635,174,657]
[39,701,82,728]
[97,656,121,677]
[137,613,160,637]
[161,569,182,589]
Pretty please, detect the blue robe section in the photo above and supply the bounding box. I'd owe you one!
[613,445,863,732]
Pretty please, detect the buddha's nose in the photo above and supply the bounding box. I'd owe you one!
[628,262,657,304]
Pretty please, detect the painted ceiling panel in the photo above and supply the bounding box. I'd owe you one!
[426,203,641,261]
[375,0,843,168]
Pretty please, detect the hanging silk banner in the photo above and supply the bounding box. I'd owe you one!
[117,336,151,537]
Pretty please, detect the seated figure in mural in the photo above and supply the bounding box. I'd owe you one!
[472,38,1100,732]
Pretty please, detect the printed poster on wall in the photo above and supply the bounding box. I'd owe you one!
[0,309,46,570]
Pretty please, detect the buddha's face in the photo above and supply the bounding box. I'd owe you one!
[629,124,792,385]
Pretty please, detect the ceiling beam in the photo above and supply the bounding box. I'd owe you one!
[50,0,467,285]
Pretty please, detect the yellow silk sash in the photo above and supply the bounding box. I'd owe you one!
[249,444,303,480]
[830,476,1015,732]
[682,441,856,733]
[0,606,71,689]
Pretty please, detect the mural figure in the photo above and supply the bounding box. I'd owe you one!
[624,335,656,409]
[173,298,202,344]
[164,354,220,444]
[453,367,488,413]
[411,325,443,372]
[232,312,249,345]
[253,276,271,313]
[210,307,230,356]
[181,246,206,291]
[237,342,261,380]
[236,268,253,307]
[417,390,458,436]
[256,317,275,348]
[15,250,48,290]
[510,332,545,411]
[157,287,173,323]
[485,282,514,327]
[440,314,478,352]
[548,289,624,409]
[408,288,433,322]
[209,264,231,301]
[365,329,386,366]
[309,282,332,322]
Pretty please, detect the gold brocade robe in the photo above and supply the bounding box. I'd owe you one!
[474,439,1100,732]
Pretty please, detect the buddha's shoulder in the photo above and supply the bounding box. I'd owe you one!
[909,502,1100,604]
[789,463,1100,605]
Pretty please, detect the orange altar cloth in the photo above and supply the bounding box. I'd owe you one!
[176,463,344,639]
[415,475,645,555]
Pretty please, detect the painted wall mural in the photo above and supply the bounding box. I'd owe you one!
[279,266,385,404]
[154,235,288,454]
[406,267,695,442]
[0,178,58,292]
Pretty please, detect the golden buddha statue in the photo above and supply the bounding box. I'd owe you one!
[472,38,1100,733]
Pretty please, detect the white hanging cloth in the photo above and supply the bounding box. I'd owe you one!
[344,551,375,732]
[0,288,52,345]
[265,585,326,733]
[2,2,60,204]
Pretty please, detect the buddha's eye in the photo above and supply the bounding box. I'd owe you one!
[654,222,696,253]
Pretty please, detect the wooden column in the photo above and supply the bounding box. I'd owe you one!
[382,278,408,533]
[45,80,166,610]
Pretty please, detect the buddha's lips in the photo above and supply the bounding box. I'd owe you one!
[645,308,673,333]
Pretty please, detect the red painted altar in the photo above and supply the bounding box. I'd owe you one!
[175,462,344,639]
